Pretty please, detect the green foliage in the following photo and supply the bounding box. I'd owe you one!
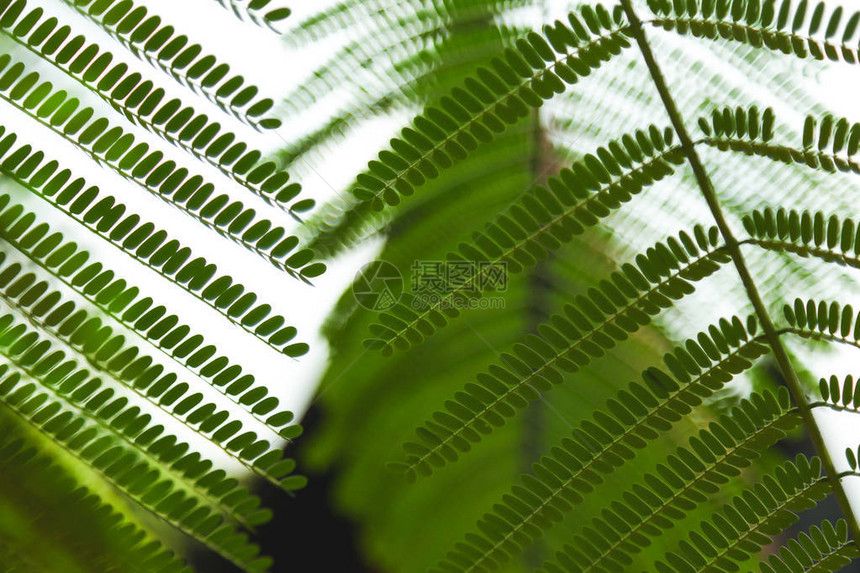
[744,207,860,275]
[0,0,320,570]
[760,521,860,573]
[648,0,860,65]
[302,0,860,572]
[433,386,798,572]
[700,106,860,178]
[394,234,735,480]
[367,125,685,354]
[0,416,191,573]
[352,3,630,209]
[6,0,860,571]
[0,54,319,276]
[651,453,832,573]
[540,453,833,573]
[58,0,281,125]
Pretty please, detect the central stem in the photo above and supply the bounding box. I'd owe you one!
[620,0,860,544]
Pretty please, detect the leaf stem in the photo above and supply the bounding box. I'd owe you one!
[620,0,860,545]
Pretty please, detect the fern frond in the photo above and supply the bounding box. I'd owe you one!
[0,0,323,568]
[0,364,271,571]
[652,455,832,573]
[281,14,532,130]
[0,218,302,443]
[367,125,684,354]
[648,0,858,66]
[0,299,303,492]
[700,106,860,177]
[210,0,290,33]
[396,230,733,479]
[434,388,798,573]
[300,0,860,570]
[303,106,532,260]
[744,207,860,273]
[0,54,307,219]
[283,0,407,46]
[781,297,860,353]
[0,427,192,573]
[814,373,860,413]
[279,16,437,120]
[57,0,280,128]
[353,5,631,209]
[0,160,309,358]
[0,115,322,279]
[0,1,304,203]
[0,356,266,530]
[539,452,813,573]
[760,520,860,573]
[0,221,305,483]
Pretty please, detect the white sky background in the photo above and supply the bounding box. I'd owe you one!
[3,0,860,524]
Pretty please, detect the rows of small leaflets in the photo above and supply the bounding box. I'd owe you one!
[358,0,860,355]
[277,0,531,159]
[297,0,860,268]
[648,0,860,66]
[317,0,860,570]
[352,3,630,209]
[406,210,860,572]
[425,319,786,571]
[0,0,319,571]
[209,0,291,32]
[0,420,192,572]
[366,125,683,354]
[392,224,732,479]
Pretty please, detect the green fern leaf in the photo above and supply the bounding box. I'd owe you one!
[652,455,833,572]
[353,6,631,209]
[538,454,822,573]
[649,0,856,65]
[398,230,732,478]
[57,0,281,127]
[0,423,193,573]
[0,0,303,201]
[760,520,860,573]
[367,125,683,354]
[744,207,860,273]
[0,179,310,357]
[435,387,798,573]
[0,118,321,279]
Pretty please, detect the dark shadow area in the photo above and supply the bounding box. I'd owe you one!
[190,405,372,572]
